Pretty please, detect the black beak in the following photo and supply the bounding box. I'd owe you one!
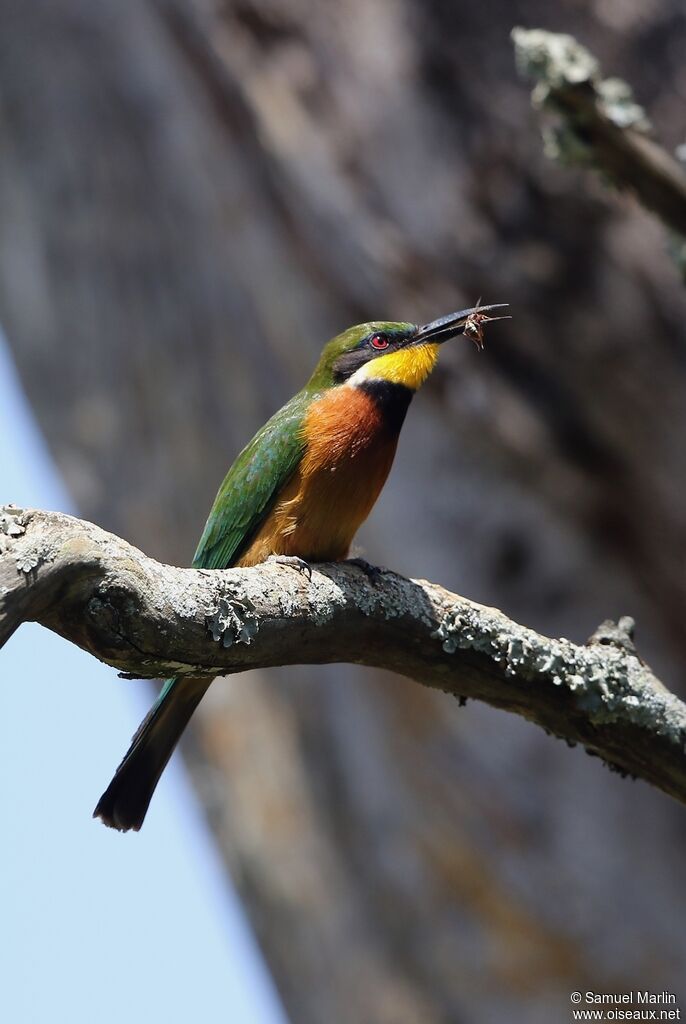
[414,304,509,344]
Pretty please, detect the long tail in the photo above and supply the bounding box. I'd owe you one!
[93,675,212,831]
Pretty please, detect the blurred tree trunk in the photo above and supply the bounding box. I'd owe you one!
[1,2,686,1022]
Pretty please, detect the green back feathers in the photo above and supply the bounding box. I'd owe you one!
[192,391,310,570]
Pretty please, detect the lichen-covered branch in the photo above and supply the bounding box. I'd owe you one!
[2,505,686,805]
[512,28,686,275]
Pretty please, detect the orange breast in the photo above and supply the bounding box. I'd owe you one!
[237,386,399,566]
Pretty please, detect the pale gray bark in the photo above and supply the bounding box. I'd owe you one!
[3,505,685,806]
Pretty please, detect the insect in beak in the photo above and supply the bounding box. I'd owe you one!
[461,300,512,351]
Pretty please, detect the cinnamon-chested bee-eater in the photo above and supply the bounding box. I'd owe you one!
[95,304,507,831]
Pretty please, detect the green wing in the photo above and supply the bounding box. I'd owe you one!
[192,393,309,570]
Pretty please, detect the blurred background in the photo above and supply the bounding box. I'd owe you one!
[1,1,686,1022]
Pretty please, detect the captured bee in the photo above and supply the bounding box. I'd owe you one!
[462,301,511,351]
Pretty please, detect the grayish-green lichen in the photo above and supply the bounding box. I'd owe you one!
[15,542,52,575]
[342,570,434,625]
[207,589,260,648]
[300,568,432,626]
[15,552,40,574]
[513,28,651,173]
[353,575,404,619]
[597,77,650,133]
[0,507,50,574]
[1,506,27,554]
[0,507,26,538]
[512,28,598,90]
[433,603,686,745]
[288,571,344,626]
[277,588,298,617]
[170,585,200,621]
[232,564,434,630]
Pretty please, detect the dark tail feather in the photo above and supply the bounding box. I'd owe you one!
[94,675,212,832]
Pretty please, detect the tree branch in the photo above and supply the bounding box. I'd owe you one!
[2,505,686,805]
[512,28,686,276]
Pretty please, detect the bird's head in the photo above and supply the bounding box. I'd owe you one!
[307,304,508,393]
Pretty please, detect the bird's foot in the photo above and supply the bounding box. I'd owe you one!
[265,553,313,580]
[345,557,389,583]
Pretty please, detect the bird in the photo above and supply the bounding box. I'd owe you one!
[94,303,508,831]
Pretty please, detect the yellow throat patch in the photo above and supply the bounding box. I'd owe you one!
[350,343,440,391]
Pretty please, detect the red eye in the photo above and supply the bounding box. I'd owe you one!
[370,333,389,350]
